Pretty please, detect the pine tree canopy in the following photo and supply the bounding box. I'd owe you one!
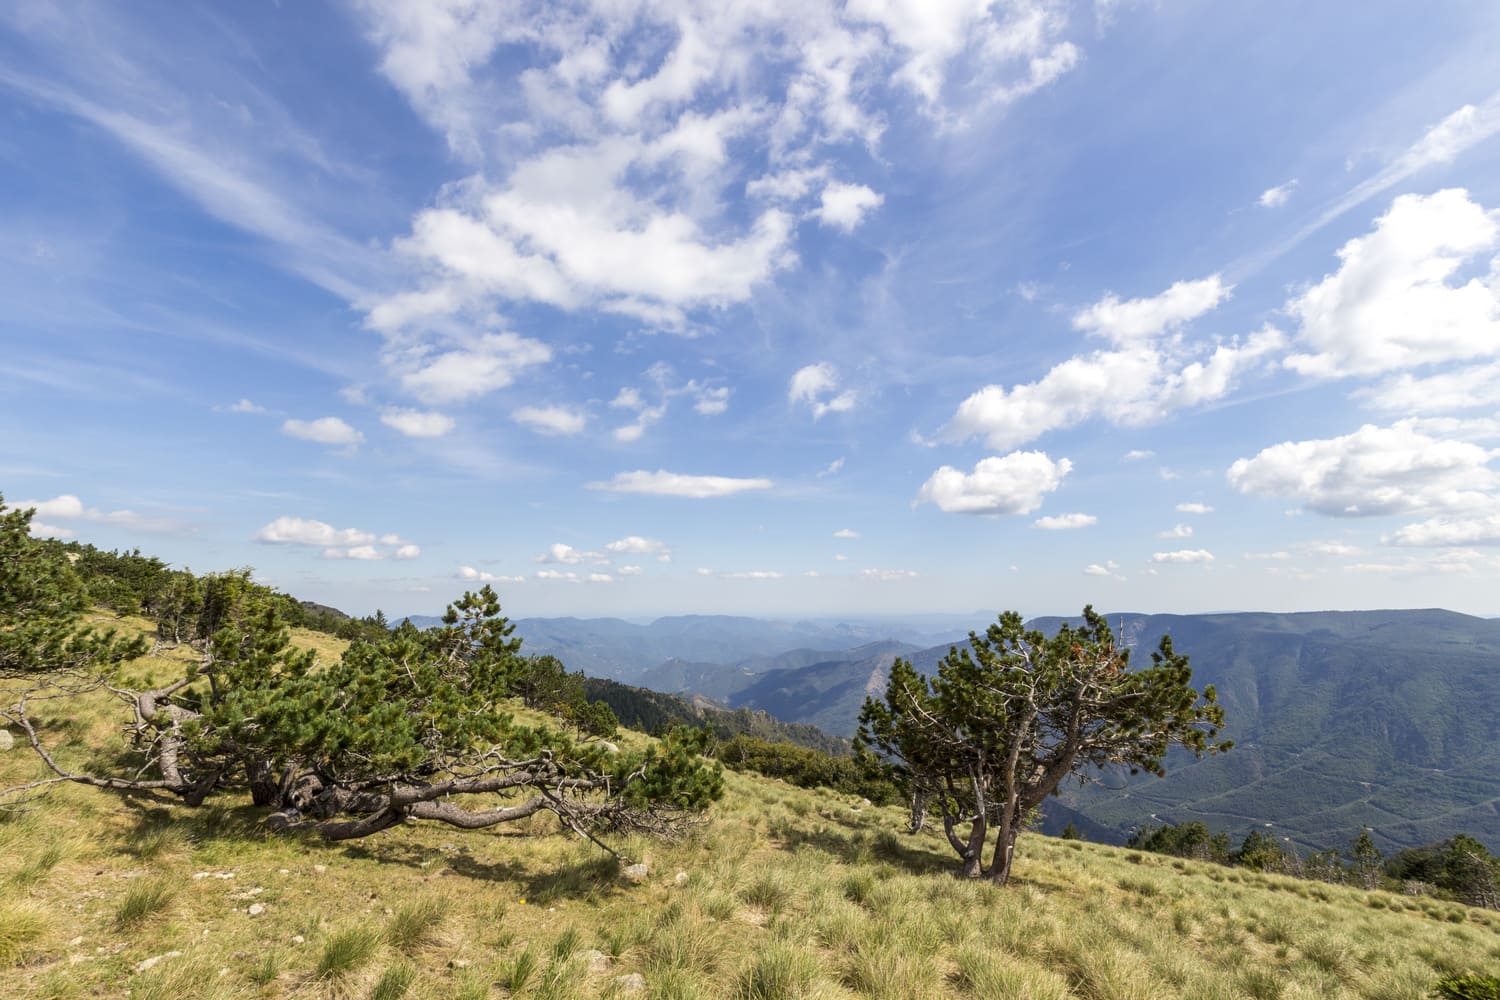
[856,606,1229,883]
[0,494,722,851]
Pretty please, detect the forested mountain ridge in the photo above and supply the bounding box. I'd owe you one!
[1038,610,1500,853]
[48,530,1499,855]
[593,607,1500,854]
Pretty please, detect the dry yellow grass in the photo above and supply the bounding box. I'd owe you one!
[1,621,1497,998]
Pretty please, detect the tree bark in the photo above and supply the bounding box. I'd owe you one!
[988,820,1022,885]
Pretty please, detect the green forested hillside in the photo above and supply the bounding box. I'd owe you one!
[1041,611,1500,853]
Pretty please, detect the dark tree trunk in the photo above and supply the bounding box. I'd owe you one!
[245,758,278,807]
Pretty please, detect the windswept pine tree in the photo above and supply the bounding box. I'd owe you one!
[1,494,722,851]
[858,606,1229,884]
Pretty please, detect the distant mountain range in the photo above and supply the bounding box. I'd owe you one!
[399,612,973,682]
[398,606,1500,855]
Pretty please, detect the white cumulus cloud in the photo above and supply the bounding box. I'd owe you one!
[282,416,363,446]
[587,470,773,498]
[1284,189,1500,378]
[457,565,526,584]
[1151,549,1215,564]
[398,332,553,404]
[1033,512,1096,530]
[833,528,860,539]
[605,536,671,559]
[915,451,1072,515]
[1073,275,1231,345]
[1176,503,1214,514]
[1385,511,1500,547]
[381,408,456,438]
[943,273,1277,450]
[1228,420,1500,517]
[256,516,375,547]
[860,568,919,581]
[816,181,883,231]
[789,362,857,419]
[513,404,587,436]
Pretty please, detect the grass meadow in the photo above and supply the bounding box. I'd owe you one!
[1,618,1497,997]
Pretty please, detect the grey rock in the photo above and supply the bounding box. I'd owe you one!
[135,951,182,974]
[582,949,611,973]
[614,972,646,992]
[623,863,649,882]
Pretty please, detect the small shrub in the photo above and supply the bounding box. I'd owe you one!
[1435,974,1500,1000]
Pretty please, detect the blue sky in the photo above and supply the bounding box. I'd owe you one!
[4,0,1500,620]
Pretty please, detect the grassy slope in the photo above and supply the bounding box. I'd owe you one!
[2,618,1498,998]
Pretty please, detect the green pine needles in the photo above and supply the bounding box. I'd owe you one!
[857,606,1229,884]
[0,492,722,852]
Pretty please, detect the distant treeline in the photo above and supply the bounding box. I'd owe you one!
[52,541,395,645]
[580,677,847,754]
[1126,820,1500,909]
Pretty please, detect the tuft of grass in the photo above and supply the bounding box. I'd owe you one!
[701,889,738,922]
[315,925,381,981]
[131,951,239,1000]
[0,901,49,966]
[642,917,723,977]
[733,942,818,1000]
[370,962,418,1000]
[551,925,580,961]
[505,944,539,993]
[740,869,794,913]
[387,895,448,953]
[10,838,71,888]
[644,967,709,999]
[125,822,189,860]
[955,944,1072,1000]
[534,957,584,1000]
[112,877,174,929]
[250,949,283,986]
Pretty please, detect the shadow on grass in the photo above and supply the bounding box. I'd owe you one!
[333,837,629,904]
[770,821,953,875]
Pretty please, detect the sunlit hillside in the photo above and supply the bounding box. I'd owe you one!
[2,619,1497,999]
